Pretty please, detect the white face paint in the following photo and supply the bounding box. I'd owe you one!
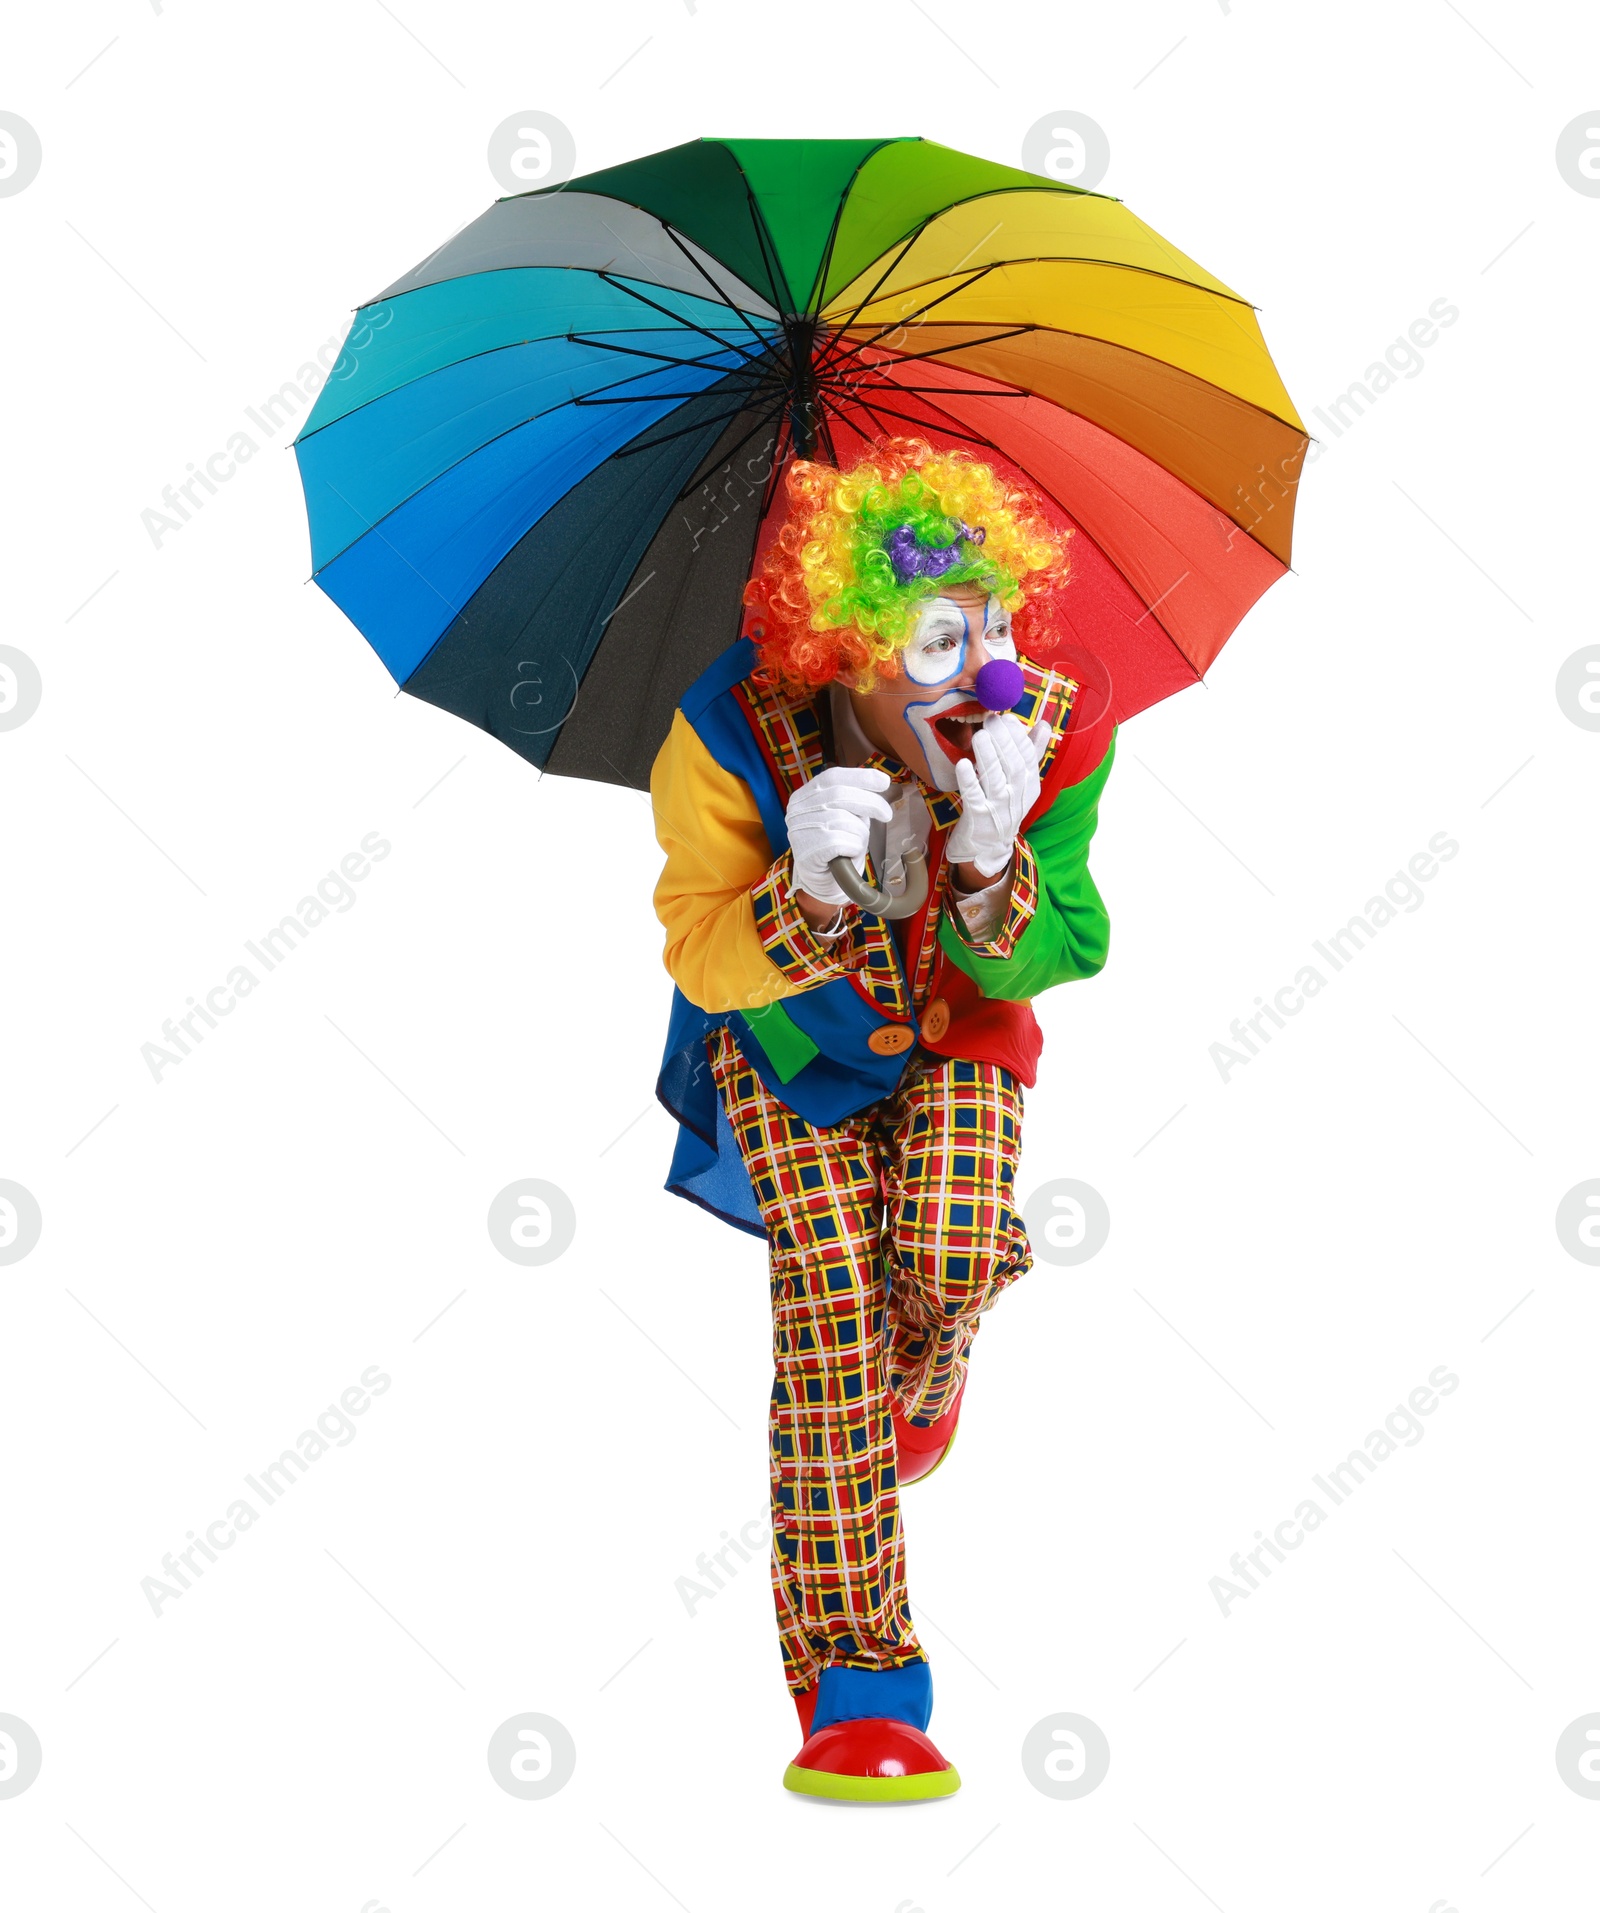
[900,594,1016,686]
[899,596,1019,791]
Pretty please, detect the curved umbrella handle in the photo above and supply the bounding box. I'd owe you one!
[828,846,929,921]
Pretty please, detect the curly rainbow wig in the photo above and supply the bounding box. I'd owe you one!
[744,437,1072,694]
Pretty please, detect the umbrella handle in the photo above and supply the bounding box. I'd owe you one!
[830,807,930,918]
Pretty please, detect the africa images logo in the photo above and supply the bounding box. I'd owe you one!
[1209,1366,1459,1617]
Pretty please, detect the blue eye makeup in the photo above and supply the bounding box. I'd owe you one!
[900,594,1016,693]
[982,594,1016,659]
[902,601,970,686]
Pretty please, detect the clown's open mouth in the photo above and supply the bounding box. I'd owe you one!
[931,702,987,763]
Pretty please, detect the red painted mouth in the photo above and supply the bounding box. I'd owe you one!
[931,701,986,763]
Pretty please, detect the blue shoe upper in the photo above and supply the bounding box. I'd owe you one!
[812,1660,933,1734]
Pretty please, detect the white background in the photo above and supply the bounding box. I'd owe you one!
[2,2,1597,1908]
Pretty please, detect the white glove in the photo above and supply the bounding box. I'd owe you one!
[785,766,894,909]
[946,715,1050,877]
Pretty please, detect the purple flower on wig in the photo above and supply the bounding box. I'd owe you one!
[883,520,986,584]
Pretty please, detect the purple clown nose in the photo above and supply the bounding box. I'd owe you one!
[973,657,1024,711]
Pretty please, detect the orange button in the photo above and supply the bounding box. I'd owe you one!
[868,1024,916,1056]
[920,997,951,1043]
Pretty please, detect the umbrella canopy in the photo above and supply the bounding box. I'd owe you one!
[294,137,1306,788]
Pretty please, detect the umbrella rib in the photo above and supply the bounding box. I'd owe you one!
[317,478,464,616]
[308,363,771,575]
[564,344,780,407]
[536,351,776,418]
[297,313,1043,455]
[575,388,780,403]
[829,253,1262,323]
[738,179,795,316]
[814,385,878,451]
[820,387,1005,455]
[294,330,769,448]
[834,378,1034,398]
[815,386,926,466]
[814,380,904,452]
[596,271,772,365]
[757,410,797,522]
[657,223,779,351]
[802,138,902,315]
[566,331,779,373]
[812,221,937,369]
[610,400,778,459]
[826,324,1038,371]
[844,374,1005,453]
[820,265,1001,366]
[847,315,1308,436]
[816,329,1041,422]
[672,396,791,505]
[812,177,1156,356]
[539,339,780,419]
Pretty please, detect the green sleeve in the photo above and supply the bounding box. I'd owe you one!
[938,730,1115,1002]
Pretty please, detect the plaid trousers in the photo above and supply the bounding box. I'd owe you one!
[708,1025,1031,1693]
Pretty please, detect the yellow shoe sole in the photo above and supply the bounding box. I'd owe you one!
[782,1760,962,1803]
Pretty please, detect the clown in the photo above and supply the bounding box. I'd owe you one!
[650,438,1115,1802]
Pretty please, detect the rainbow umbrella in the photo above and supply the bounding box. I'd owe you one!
[294,137,1305,786]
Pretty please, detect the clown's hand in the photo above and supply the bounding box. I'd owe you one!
[947,716,1050,879]
[786,767,894,909]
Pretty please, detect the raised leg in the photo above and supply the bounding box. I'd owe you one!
[881,1056,1031,1429]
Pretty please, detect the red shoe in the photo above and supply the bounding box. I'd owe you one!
[893,1383,964,1485]
[792,1681,818,1740]
[783,1717,961,1803]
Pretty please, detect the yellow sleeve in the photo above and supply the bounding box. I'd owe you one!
[649,711,794,1014]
